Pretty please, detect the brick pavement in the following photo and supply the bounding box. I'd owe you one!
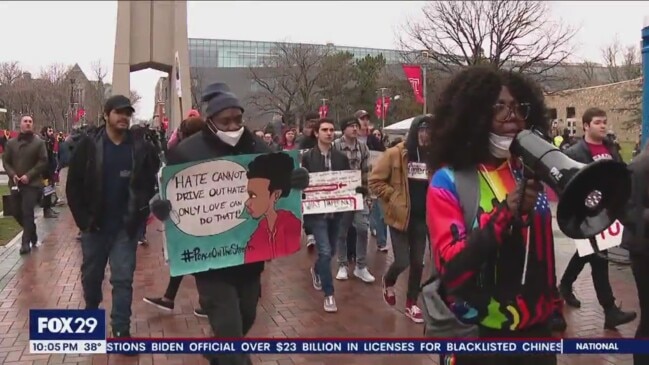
[0,208,639,365]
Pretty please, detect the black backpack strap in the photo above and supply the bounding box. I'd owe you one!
[422,167,480,287]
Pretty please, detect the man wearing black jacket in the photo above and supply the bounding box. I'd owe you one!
[161,82,308,365]
[302,118,350,312]
[621,145,649,365]
[558,107,636,329]
[67,95,160,339]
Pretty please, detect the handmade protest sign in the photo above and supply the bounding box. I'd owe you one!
[161,150,303,276]
[302,170,363,215]
[407,162,428,180]
[574,220,624,257]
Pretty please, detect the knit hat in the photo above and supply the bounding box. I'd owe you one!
[340,118,360,131]
[201,82,243,118]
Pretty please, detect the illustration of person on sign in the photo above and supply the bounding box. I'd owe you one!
[244,152,302,263]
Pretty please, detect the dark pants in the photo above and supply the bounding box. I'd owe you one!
[195,270,261,365]
[440,325,556,365]
[306,214,343,296]
[11,186,40,247]
[81,229,137,332]
[164,276,184,301]
[385,219,427,301]
[560,250,615,308]
[137,221,147,241]
[631,253,649,365]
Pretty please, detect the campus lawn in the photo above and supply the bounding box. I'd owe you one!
[0,184,22,246]
[619,141,635,163]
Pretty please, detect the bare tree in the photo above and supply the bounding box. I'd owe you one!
[35,64,72,131]
[90,60,109,108]
[399,1,577,76]
[248,43,328,120]
[190,67,206,108]
[0,61,23,86]
[129,90,141,109]
[601,36,642,83]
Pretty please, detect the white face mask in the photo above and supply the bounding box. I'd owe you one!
[208,122,245,147]
[488,133,513,159]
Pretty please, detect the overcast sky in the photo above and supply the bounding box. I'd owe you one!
[1,1,647,119]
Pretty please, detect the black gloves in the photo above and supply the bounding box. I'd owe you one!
[291,167,310,190]
[150,194,172,221]
[355,186,369,196]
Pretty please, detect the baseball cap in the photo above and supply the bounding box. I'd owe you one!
[104,95,134,115]
[354,110,370,119]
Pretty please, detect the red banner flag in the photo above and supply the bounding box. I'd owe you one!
[318,104,329,118]
[402,64,425,104]
[75,108,86,122]
[374,96,391,119]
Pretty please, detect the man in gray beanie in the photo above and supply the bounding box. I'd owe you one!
[156,82,309,365]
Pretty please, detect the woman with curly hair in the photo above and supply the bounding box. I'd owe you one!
[426,66,561,365]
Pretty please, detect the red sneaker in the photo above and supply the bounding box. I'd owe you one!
[405,300,424,324]
[382,277,396,306]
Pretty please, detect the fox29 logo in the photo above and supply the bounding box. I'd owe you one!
[29,309,106,340]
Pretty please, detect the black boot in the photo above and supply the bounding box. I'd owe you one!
[559,285,581,308]
[548,311,567,332]
[604,305,637,330]
[112,329,137,356]
[19,244,31,255]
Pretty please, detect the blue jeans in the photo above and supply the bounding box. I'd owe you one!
[80,229,137,332]
[306,214,343,296]
[337,205,370,268]
[369,199,387,248]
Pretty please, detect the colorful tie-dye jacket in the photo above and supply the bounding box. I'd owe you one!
[427,161,561,331]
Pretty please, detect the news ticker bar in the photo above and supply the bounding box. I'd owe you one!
[28,339,647,354]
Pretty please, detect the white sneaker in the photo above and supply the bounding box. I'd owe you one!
[353,267,376,283]
[335,266,348,280]
[324,296,338,312]
[310,267,322,291]
[306,235,316,247]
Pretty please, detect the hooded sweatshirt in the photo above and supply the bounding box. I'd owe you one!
[405,117,429,218]
[426,159,561,331]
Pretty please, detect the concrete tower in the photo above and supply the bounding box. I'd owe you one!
[112,0,191,130]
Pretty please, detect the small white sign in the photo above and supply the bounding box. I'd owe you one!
[574,220,624,257]
[303,170,363,215]
[407,162,428,180]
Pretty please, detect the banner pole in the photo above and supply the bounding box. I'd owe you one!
[422,65,427,115]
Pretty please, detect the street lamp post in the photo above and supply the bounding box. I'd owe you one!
[421,51,430,115]
[377,87,389,129]
[642,16,649,147]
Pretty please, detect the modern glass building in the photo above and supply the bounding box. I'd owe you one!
[188,38,405,68]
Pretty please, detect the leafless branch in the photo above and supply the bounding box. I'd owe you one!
[398,0,577,77]
[601,36,641,83]
[247,42,329,120]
